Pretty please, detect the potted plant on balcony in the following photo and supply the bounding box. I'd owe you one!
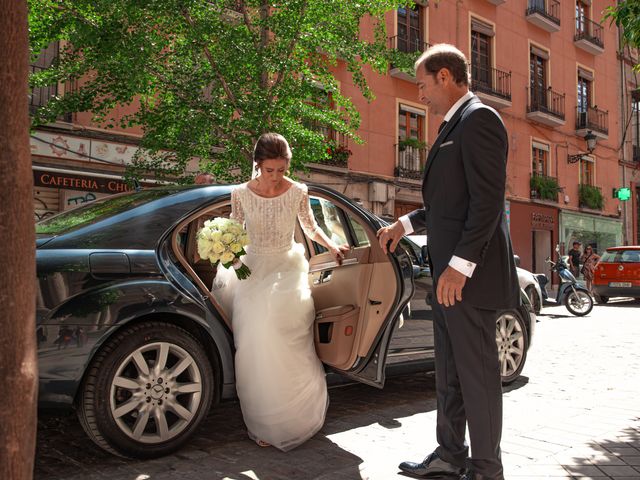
[530,175,561,201]
[325,139,352,167]
[398,137,427,151]
[578,184,604,210]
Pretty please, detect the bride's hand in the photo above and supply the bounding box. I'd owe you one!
[329,243,350,265]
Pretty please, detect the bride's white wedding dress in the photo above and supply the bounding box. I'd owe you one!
[214,181,329,451]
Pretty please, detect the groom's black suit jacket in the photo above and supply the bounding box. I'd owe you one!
[407,95,519,311]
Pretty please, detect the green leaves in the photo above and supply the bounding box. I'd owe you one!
[29,0,405,182]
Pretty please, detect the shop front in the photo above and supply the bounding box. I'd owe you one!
[509,201,559,274]
[559,211,623,256]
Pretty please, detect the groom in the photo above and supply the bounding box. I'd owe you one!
[377,44,519,479]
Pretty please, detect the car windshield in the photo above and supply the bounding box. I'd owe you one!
[35,189,171,236]
[600,249,640,263]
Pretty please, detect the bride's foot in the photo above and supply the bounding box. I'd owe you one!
[255,439,270,447]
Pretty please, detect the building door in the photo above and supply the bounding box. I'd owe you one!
[532,229,552,276]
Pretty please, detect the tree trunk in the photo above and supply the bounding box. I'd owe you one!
[0,0,38,479]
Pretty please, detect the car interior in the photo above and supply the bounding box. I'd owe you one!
[170,193,400,372]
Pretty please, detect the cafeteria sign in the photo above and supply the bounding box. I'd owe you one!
[34,170,131,194]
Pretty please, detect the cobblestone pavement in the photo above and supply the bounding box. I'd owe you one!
[35,299,640,480]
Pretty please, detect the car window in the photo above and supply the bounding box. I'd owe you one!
[347,213,370,247]
[35,189,174,235]
[309,197,349,253]
[600,251,617,262]
[620,250,640,263]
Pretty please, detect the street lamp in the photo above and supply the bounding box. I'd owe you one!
[567,130,597,164]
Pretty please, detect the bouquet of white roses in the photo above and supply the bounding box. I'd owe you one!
[197,217,251,279]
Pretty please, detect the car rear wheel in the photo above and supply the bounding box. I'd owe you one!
[525,285,541,314]
[78,321,214,458]
[496,310,529,385]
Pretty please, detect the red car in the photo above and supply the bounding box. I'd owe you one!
[593,246,640,303]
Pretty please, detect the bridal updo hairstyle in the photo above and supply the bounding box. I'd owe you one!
[253,133,292,173]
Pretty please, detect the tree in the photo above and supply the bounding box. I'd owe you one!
[0,0,38,478]
[28,0,412,182]
[605,1,640,65]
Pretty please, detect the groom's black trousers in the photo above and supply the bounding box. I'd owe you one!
[431,298,503,478]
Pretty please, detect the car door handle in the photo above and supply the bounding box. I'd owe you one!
[369,299,382,305]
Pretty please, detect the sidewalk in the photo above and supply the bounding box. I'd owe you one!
[35,301,640,479]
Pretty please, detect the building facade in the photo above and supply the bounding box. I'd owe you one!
[310,0,630,275]
[31,1,636,273]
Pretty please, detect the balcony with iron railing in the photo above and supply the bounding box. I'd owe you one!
[388,35,431,82]
[530,173,561,202]
[575,106,608,138]
[526,87,566,127]
[395,142,428,180]
[526,0,561,32]
[470,65,512,109]
[574,17,604,55]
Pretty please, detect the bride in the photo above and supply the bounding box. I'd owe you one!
[214,133,349,451]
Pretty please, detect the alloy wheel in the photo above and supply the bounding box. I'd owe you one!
[496,312,526,381]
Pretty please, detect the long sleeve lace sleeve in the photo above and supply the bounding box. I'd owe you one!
[230,188,244,225]
[297,185,322,239]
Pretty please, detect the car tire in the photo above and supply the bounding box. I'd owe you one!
[564,289,594,316]
[77,321,214,458]
[596,295,609,304]
[496,309,529,385]
[525,285,541,314]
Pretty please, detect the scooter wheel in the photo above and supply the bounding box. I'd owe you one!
[564,289,594,316]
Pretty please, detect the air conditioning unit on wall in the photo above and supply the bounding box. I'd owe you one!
[369,182,388,203]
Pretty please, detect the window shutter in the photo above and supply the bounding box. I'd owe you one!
[530,45,549,60]
[578,68,594,81]
[400,104,426,116]
[471,18,495,37]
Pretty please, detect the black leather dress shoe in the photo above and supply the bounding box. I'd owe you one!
[459,470,504,480]
[398,452,465,478]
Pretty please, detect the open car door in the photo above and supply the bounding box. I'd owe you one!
[303,186,414,388]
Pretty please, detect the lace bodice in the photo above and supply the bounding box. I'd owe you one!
[231,181,321,255]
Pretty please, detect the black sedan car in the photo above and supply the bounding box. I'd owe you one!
[36,184,534,458]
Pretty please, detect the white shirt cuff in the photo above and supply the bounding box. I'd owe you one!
[449,255,476,278]
[399,215,414,235]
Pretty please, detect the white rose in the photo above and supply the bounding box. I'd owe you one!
[212,241,225,254]
[222,233,235,245]
[209,253,220,264]
[230,242,243,253]
[220,251,235,264]
[210,231,222,242]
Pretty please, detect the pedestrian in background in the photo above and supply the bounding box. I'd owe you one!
[567,241,582,278]
[580,245,600,294]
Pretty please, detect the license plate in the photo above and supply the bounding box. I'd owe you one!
[609,282,632,287]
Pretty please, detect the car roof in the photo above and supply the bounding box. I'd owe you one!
[605,246,640,251]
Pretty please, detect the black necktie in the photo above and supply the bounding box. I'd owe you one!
[438,121,447,134]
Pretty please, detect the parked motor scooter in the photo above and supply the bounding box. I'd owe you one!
[533,247,594,316]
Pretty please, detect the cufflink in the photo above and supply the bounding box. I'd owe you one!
[467,262,472,267]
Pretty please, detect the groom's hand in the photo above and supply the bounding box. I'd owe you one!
[376,221,405,254]
[436,266,467,307]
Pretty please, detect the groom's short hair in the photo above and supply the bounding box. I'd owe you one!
[415,43,470,86]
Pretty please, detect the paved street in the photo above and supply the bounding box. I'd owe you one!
[35,298,640,480]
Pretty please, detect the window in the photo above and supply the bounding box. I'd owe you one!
[397,5,423,53]
[576,0,589,34]
[398,104,425,143]
[30,41,60,114]
[579,156,594,186]
[308,197,349,253]
[577,69,593,126]
[532,142,549,176]
[530,47,548,108]
[471,19,494,89]
[632,99,640,162]
[347,214,370,247]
